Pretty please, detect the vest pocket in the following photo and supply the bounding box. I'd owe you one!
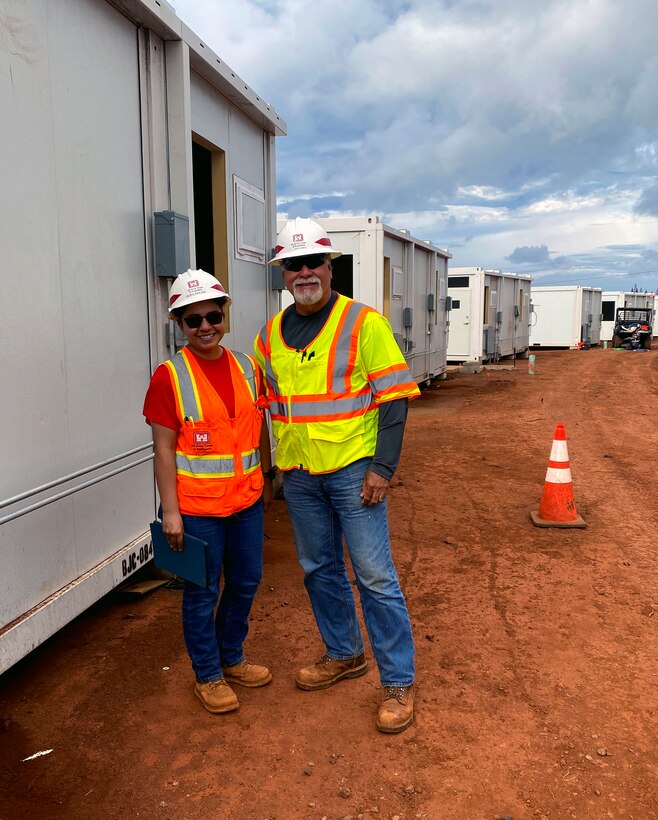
[180,421,220,454]
[177,474,229,499]
[306,417,369,470]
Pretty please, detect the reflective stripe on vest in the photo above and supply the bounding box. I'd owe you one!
[369,363,419,401]
[167,351,203,420]
[269,390,373,423]
[175,448,261,477]
[231,350,258,402]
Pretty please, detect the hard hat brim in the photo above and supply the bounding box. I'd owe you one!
[269,247,342,265]
[168,290,231,318]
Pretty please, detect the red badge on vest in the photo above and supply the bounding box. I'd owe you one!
[193,431,212,450]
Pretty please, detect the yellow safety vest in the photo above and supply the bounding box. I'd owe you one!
[254,294,420,474]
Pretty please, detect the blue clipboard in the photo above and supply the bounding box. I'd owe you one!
[150,521,208,587]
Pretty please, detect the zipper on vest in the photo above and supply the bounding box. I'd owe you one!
[231,417,242,477]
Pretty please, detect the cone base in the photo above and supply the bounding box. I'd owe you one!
[530,510,587,529]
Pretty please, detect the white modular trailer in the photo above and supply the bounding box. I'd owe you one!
[276,216,452,384]
[601,292,656,341]
[446,268,532,363]
[0,0,285,674]
[530,286,603,348]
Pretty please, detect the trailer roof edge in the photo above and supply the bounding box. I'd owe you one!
[107,0,287,136]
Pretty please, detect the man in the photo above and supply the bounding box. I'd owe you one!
[254,217,420,733]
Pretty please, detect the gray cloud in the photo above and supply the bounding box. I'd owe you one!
[507,245,550,264]
[635,183,658,215]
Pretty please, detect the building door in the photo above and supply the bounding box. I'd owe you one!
[448,290,471,357]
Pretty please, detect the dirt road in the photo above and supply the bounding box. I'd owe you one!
[1,348,657,820]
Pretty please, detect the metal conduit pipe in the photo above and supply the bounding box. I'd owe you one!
[0,453,155,526]
[0,443,154,510]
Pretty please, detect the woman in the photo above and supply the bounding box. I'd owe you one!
[143,269,275,714]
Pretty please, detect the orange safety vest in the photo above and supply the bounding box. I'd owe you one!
[164,347,264,516]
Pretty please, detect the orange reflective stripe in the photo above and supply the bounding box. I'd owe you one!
[326,300,348,393]
[344,305,370,391]
[369,362,409,380]
[375,382,419,401]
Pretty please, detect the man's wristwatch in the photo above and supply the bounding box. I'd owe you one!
[262,467,277,480]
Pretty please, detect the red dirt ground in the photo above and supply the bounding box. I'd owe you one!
[1,348,657,820]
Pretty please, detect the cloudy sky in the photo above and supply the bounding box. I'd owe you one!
[174,0,658,292]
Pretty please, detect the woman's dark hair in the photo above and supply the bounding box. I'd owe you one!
[170,296,228,321]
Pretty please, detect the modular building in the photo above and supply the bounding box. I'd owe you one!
[601,292,656,341]
[276,216,452,384]
[0,0,285,674]
[530,286,603,348]
[446,268,532,363]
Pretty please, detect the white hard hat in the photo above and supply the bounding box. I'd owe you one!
[269,217,342,265]
[168,269,231,315]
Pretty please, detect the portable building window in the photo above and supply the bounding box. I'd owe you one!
[234,175,266,263]
[448,276,469,288]
[392,266,404,299]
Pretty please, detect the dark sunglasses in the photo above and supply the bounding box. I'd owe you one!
[183,310,224,329]
[281,254,327,272]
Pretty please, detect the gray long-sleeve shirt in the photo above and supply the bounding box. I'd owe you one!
[280,292,408,479]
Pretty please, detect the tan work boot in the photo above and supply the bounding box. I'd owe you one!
[376,684,415,733]
[222,660,272,688]
[194,678,239,713]
[295,652,367,691]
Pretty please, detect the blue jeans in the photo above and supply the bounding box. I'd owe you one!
[283,458,414,687]
[181,500,264,683]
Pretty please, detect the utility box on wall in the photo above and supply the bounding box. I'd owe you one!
[154,210,190,278]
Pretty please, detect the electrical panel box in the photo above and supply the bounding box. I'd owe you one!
[270,258,284,291]
[514,304,520,317]
[496,310,503,325]
[445,295,453,312]
[403,307,413,329]
[427,292,435,312]
[154,210,190,278]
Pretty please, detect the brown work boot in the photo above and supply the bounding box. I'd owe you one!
[222,660,272,688]
[194,678,239,713]
[295,652,367,691]
[376,684,415,733]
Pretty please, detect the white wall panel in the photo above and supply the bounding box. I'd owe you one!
[1,0,154,642]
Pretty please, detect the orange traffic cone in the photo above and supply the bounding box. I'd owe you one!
[530,423,586,528]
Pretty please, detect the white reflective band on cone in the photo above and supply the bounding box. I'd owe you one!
[548,440,569,461]
[545,467,573,483]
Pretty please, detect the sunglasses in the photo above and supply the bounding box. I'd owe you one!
[281,254,327,272]
[183,310,224,329]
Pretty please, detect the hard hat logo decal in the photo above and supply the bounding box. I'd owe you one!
[188,280,199,288]
[292,234,303,242]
